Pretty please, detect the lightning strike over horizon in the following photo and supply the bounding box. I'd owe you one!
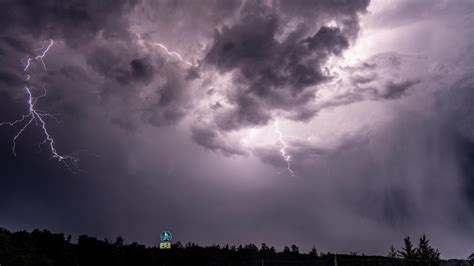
[0,39,81,173]
[275,121,295,177]
[134,33,197,67]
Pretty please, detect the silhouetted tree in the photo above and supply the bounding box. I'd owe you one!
[309,246,318,258]
[260,243,272,257]
[398,237,417,260]
[114,236,124,247]
[173,241,183,249]
[416,234,440,265]
[269,246,276,254]
[468,252,474,266]
[290,244,299,254]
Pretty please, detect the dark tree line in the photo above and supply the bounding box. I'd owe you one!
[0,227,461,266]
[388,235,440,266]
[0,228,321,266]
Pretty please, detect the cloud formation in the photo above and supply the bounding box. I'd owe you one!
[1,0,474,259]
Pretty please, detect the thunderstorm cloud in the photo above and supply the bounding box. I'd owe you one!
[0,0,474,259]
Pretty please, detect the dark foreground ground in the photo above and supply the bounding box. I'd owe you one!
[0,228,470,266]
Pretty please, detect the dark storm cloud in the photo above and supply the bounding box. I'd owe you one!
[276,0,370,37]
[0,0,135,98]
[0,37,36,96]
[203,1,367,130]
[193,51,422,157]
[83,37,191,129]
[3,0,474,260]
[206,23,349,95]
[0,0,136,46]
[189,0,370,155]
[86,48,155,86]
[0,0,193,130]
[134,0,243,44]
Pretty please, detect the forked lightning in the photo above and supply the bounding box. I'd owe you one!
[275,121,295,177]
[0,39,81,172]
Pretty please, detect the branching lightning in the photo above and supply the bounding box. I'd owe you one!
[0,39,81,172]
[152,42,195,67]
[134,33,197,67]
[275,121,295,177]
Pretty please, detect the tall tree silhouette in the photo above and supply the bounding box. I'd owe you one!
[468,252,474,266]
[416,234,440,265]
[398,237,417,260]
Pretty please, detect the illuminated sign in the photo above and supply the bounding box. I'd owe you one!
[159,242,171,249]
[159,230,172,249]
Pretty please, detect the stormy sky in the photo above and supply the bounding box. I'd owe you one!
[1,0,474,259]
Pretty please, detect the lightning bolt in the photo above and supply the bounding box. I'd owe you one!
[275,121,295,177]
[0,39,81,173]
[134,33,197,67]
